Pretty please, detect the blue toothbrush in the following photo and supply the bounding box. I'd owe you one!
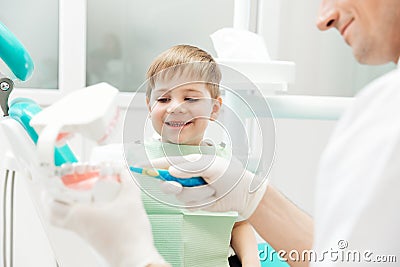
[129,166,206,187]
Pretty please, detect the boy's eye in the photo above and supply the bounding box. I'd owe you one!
[157,98,170,103]
[185,98,199,103]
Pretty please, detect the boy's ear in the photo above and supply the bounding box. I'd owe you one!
[210,96,222,121]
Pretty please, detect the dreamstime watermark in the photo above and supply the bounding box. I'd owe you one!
[259,240,398,264]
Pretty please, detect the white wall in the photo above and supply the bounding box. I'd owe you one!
[269,118,336,215]
[259,0,395,97]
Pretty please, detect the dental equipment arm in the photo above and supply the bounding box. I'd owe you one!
[0,21,34,116]
[0,21,34,81]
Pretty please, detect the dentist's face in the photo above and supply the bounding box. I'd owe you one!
[147,79,221,145]
[316,0,400,64]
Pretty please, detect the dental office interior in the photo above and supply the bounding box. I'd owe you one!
[0,0,396,266]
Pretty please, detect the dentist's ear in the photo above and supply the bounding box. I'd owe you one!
[210,96,222,121]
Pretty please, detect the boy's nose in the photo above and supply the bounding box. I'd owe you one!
[316,0,339,31]
[166,100,186,113]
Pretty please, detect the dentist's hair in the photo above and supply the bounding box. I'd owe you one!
[146,44,221,99]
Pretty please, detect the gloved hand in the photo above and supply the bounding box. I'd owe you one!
[42,168,167,267]
[146,154,268,219]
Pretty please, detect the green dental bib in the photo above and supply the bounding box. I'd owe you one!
[141,139,237,267]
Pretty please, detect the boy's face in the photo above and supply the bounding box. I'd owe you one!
[147,78,221,145]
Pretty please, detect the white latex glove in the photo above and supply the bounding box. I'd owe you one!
[42,169,166,267]
[146,154,268,219]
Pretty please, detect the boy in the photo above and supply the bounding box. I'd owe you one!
[144,44,260,267]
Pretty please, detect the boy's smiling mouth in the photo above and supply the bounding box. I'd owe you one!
[164,120,193,128]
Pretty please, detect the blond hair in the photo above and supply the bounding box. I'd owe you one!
[146,45,221,99]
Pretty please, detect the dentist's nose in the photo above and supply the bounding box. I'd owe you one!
[166,100,186,113]
[316,0,339,31]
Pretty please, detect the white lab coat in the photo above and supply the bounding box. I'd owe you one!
[311,66,400,266]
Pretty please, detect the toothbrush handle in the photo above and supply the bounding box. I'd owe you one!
[157,169,206,187]
[129,167,206,187]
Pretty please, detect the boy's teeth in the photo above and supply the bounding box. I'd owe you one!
[167,121,187,127]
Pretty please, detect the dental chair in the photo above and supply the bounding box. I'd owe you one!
[0,20,56,267]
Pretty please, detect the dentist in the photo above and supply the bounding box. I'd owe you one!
[45,0,400,266]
